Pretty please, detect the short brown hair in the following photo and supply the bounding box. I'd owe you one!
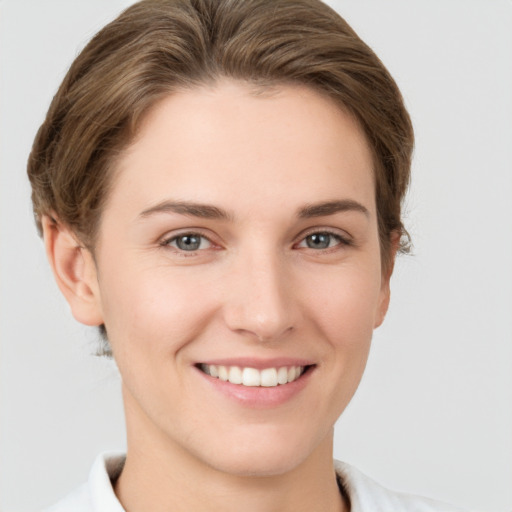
[28,0,413,270]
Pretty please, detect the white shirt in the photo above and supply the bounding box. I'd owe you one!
[43,453,471,512]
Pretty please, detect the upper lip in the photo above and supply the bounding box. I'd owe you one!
[195,358,316,370]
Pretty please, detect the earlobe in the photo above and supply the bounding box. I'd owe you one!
[42,215,104,326]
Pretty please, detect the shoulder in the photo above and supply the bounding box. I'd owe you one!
[42,453,126,512]
[335,461,472,512]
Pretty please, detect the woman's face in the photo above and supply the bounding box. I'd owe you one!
[87,80,391,476]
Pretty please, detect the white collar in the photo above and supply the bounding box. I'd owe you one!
[46,452,468,512]
[88,453,126,512]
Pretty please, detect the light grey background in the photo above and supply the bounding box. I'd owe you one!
[1,1,511,511]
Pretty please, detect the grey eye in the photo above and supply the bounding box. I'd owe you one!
[170,234,211,251]
[304,232,339,249]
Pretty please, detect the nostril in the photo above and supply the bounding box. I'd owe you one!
[250,326,293,343]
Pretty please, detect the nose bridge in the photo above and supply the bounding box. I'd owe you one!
[224,243,296,341]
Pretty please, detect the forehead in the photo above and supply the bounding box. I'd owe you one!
[109,80,376,219]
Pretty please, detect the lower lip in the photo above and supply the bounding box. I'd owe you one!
[194,366,315,408]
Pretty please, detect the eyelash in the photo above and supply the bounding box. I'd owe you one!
[295,229,352,251]
[160,231,215,255]
[159,229,352,255]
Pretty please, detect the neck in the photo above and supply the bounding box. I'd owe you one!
[114,395,347,512]
[115,443,347,512]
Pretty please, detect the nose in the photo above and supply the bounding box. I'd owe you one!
[222,250,298,342]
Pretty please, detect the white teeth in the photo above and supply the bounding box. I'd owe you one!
[260,368,278,387]
[228,366,243,384]
[277,366,288,385]
[242,367,260,386]
[201,364,306,387]
[218,365,229,381]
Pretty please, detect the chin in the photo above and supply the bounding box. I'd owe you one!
[205,450,308,478]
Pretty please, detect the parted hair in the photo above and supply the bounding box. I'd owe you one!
[28,0,413,271]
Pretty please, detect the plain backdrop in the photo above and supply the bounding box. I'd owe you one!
[1,1,511,511]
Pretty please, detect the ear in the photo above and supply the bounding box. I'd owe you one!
[42,215,104,326]
[374,231,401,328]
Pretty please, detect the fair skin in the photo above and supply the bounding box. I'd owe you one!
[43,80,394,512]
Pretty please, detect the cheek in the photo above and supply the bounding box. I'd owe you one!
[98,262,218,357]
[302,262,383,338]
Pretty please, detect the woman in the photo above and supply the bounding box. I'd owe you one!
[25,0,474,510]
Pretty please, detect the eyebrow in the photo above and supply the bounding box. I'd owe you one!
[297,200,369,218]
[138,198,369,221]
[139,200,233,220]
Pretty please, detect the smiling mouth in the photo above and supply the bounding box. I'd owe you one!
[197,364,313,387]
